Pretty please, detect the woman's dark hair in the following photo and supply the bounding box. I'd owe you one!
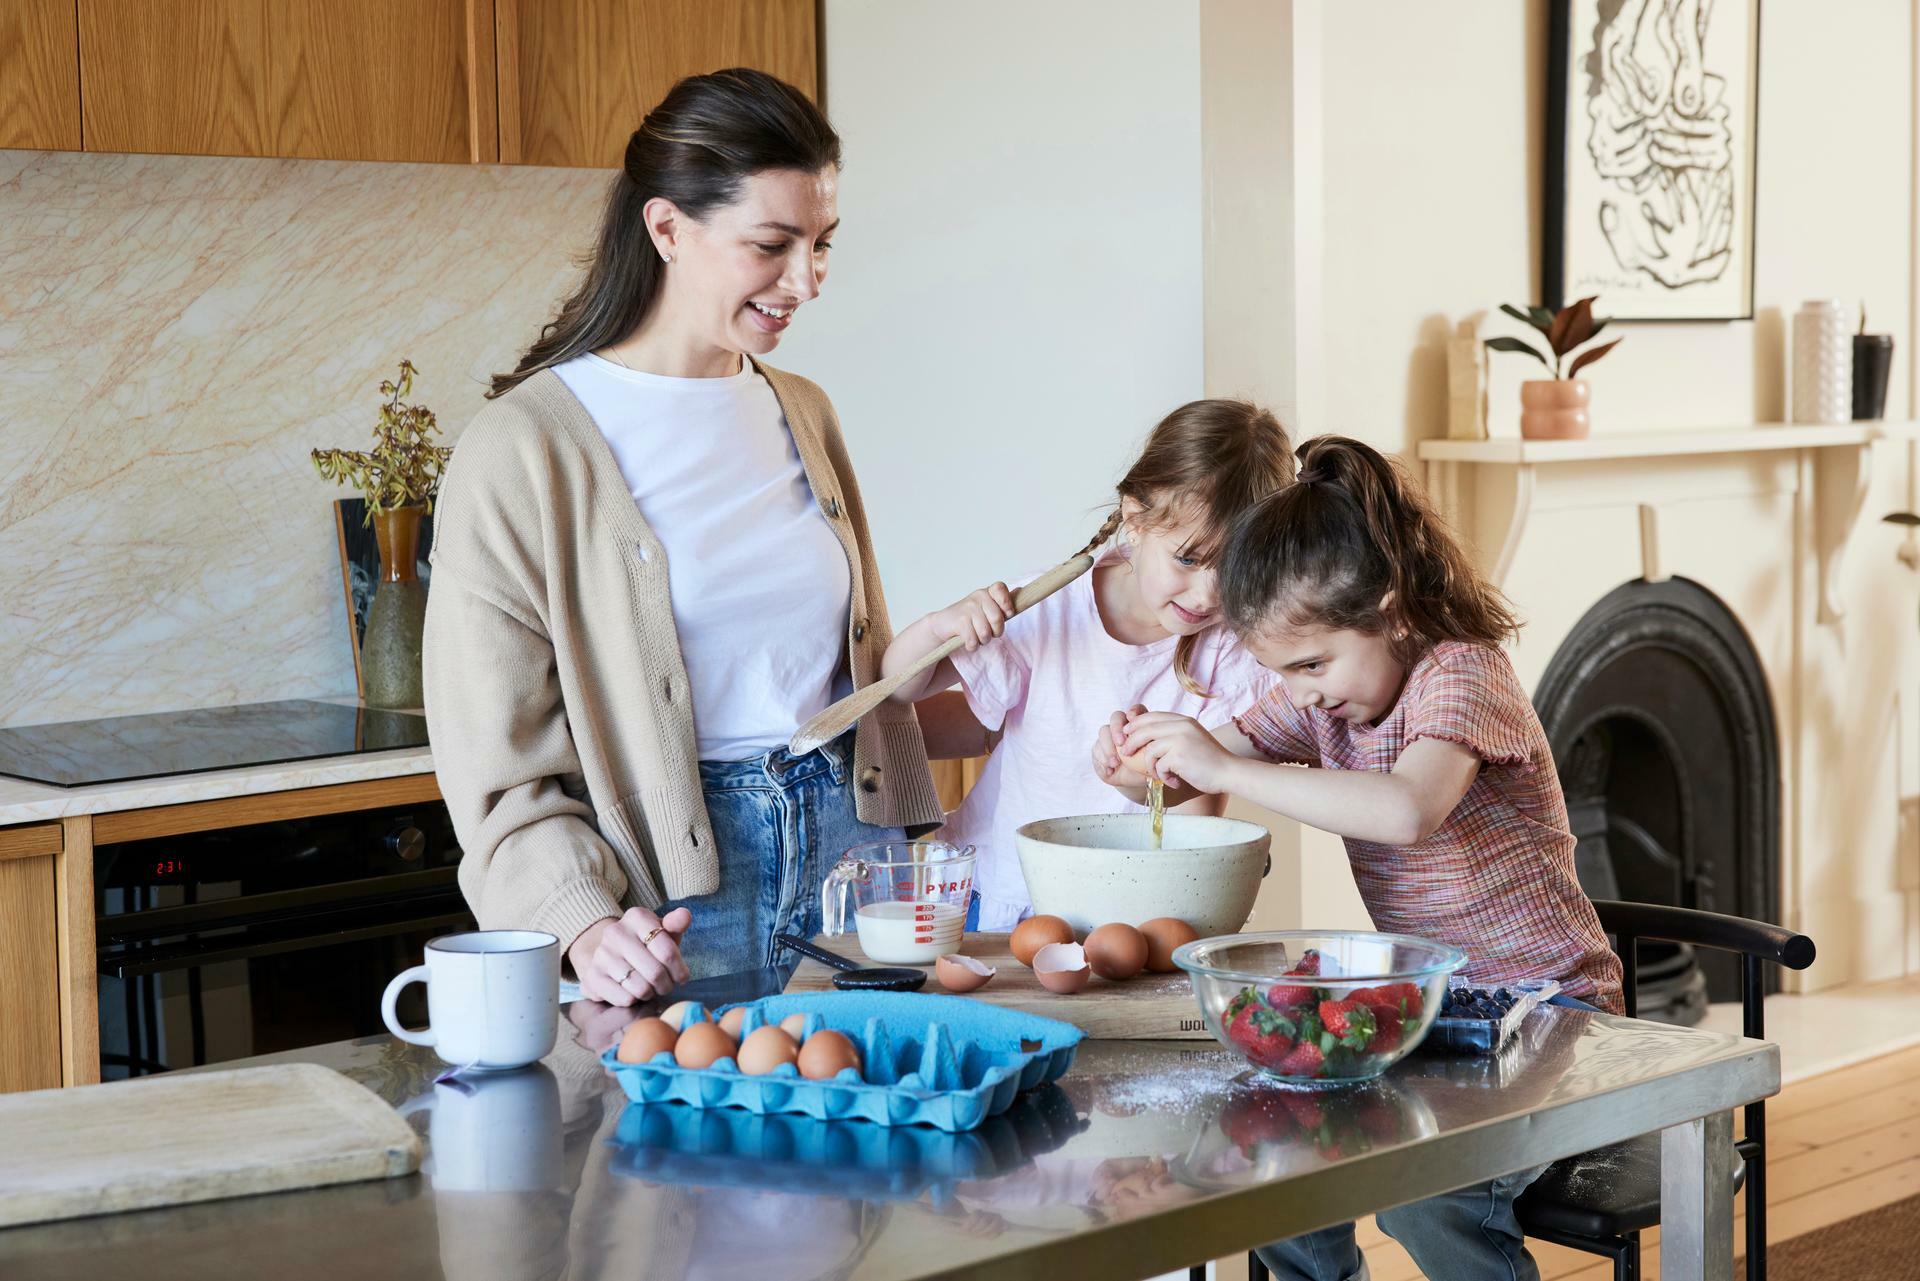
[1218,435,1520,663]
[489,68,841,398]
[1077,399,1297,695]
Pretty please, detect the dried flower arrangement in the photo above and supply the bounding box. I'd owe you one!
[311,360,452,521]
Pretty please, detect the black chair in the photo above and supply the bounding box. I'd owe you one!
[1514,899,1816,1280]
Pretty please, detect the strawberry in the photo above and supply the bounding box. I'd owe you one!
[1367,1008,1404,1054]
[1378,982,1424,1019]
[1219,1090,1295,1153]
[1318,998,1377,1045]
[1274,1040,1324,1077]
[1294,948,1324,976]
[1265,980,1318,1012]
[1227,1004,1297,1068]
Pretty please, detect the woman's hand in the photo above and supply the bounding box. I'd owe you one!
[567,906,693,1006]
[1120,710,1239,795]
[1093,705,1152,796]
[928,583,1016,652]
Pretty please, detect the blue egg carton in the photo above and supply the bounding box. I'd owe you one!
[599,990,1084,1132]
[607,1082,1083,1207]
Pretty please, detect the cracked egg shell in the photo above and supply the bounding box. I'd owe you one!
[1032,941,1091,994]
[1011,915,1076,966]
[935,953,997,993]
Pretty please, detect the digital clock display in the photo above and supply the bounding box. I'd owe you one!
[150,858,189,880]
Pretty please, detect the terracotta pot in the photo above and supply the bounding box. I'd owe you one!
[1519,379,1592,440]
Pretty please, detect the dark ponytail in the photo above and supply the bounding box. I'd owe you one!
[1219,436,1519,662]
[489,68,841,398]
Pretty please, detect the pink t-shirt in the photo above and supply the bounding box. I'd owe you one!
[939,554,1275,930]
[1234,641,1625,1012]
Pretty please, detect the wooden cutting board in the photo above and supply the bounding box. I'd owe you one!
[783,933,1214,1039]
[0,1062,421,1228]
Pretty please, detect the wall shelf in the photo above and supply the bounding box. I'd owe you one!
[1416,421,1920,465]
[1417,422,1919,621]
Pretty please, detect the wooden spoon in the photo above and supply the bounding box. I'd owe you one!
[788,550,1095,755]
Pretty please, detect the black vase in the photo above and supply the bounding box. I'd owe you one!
[1853,334,1893,420]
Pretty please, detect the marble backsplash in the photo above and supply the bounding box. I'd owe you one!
[0,151,611,727]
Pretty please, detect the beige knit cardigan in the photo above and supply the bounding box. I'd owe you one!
[422,362,944,955]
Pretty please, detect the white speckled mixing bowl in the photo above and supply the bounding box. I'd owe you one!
[1013,814,1271,936]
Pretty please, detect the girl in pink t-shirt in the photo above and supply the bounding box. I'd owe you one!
[881,399,1297,930]
[1107,434,1621,1281]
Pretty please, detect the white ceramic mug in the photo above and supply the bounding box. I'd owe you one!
[398,1063,563,1192]
[381,930,560,1070]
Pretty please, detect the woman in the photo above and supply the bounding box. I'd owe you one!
[423,68,943,1006]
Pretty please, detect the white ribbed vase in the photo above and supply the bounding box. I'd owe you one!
[1792,300,1854,424]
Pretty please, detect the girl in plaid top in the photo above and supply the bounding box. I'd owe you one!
[1101,435,1621,1281]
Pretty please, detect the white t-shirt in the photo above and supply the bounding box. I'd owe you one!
[555,352,850,761]
[939,553,1276,929]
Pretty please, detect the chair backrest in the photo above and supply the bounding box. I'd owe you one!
[1589,899,1815,1039]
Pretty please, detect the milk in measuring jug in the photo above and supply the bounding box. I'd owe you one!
[854,900,965,964]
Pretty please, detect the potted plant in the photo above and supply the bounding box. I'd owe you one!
[1485,297,1623,440]
[311,360,453,709]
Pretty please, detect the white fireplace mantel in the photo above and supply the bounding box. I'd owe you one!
[1418,422,1920,621]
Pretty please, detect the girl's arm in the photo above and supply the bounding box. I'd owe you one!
[1094,709,1265,813]
[1121,713,1482,846]
[882,582,1017,704]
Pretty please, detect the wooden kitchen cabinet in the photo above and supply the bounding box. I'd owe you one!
[76,0,499,162]
[496,0,817,167]
[0,0,82,150]
[0,824,66,1094]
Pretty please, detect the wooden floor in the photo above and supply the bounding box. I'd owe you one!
[1341,1043,1920,1280]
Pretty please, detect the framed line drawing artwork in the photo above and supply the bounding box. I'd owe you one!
[1546,0,1760,320]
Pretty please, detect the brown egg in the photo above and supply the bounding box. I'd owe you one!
[796,1029,863,1081]
[734,1025,800,1076]
[1011,915,1076,966]
[615,1017,678,1064]
[935,953,997,993]
[658,1000,697,1031]
[1032,941,1092,994]
[718,1006,749,1039]
[1084,923,1149,980]
[779,1013,810,1040]
[672,1019,738,1070]
[1138,917,1200,972]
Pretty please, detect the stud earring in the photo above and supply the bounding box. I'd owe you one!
[661,251,673,264]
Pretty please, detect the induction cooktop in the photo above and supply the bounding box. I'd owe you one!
[0,699,430,788]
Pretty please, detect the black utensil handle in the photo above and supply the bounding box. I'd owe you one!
[775,933,856,972]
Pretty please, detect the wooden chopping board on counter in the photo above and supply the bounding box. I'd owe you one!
[784,932,1213,1039]
[0,1062,421,1228]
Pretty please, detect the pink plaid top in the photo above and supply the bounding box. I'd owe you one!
[1235,641,1624,1012]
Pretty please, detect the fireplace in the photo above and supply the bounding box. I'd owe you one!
[1533,577,1782,1022]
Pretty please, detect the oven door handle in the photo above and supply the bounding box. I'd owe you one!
[98,901,475,978]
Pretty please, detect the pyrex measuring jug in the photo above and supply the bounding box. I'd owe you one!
[819,841,975,965]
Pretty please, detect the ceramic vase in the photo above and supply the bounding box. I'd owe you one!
[1519,379,1591,440]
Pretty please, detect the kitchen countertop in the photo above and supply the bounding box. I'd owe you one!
[0,702,434,827]
[0,990,1776,1281]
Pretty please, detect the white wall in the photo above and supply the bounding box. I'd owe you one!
[776,0,1205,626]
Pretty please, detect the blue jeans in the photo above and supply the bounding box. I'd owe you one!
[659,734,903,978]
[1257,996,1596,1279]
[1256,1163,1549,1281]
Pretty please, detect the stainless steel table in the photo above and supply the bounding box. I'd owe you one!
[0,1001,1775,1281]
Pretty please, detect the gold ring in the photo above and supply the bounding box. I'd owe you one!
[640,926,665,946]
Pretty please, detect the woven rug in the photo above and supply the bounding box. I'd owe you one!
[1736,1192,1920,1279]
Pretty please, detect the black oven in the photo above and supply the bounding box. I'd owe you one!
[95,800,473,1078]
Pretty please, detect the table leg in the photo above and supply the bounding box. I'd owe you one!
[1660,1110,1737,1280]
